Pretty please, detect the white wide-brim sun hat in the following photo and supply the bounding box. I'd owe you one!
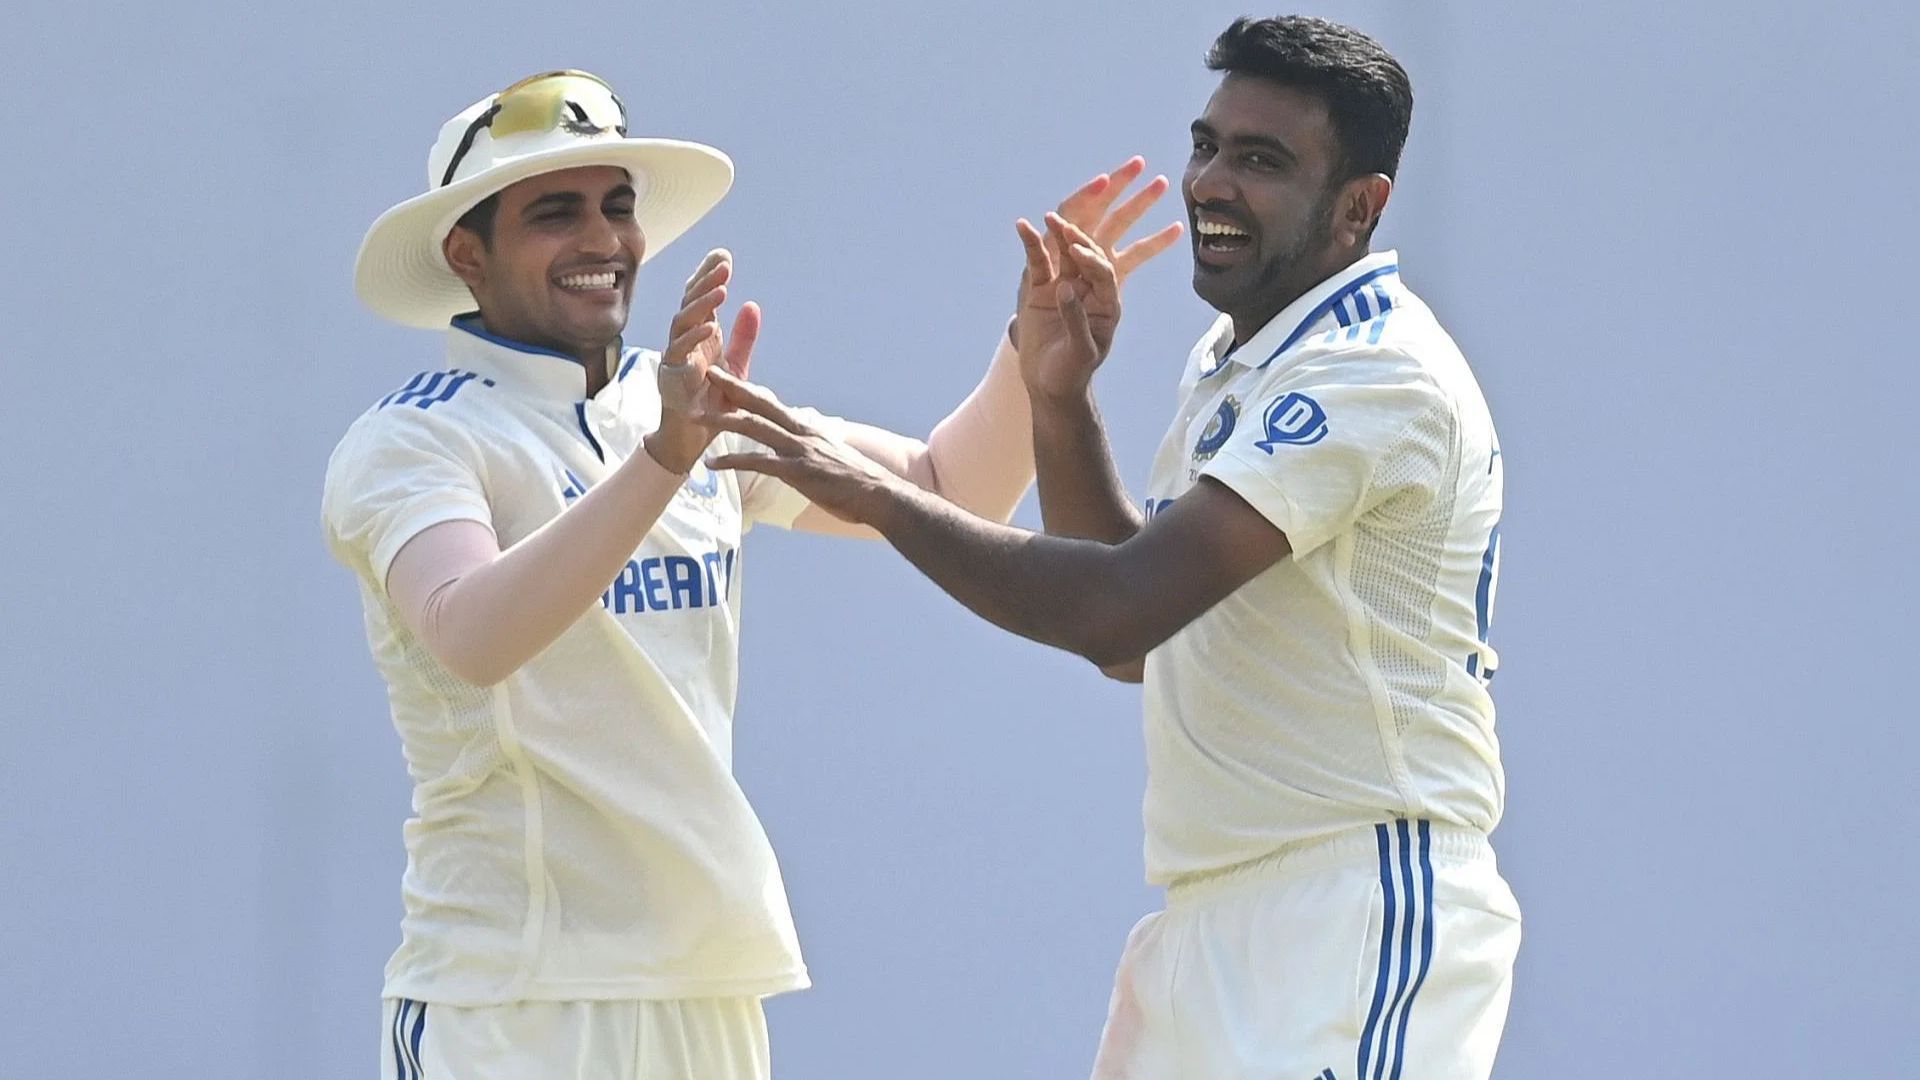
[355,70,733,329]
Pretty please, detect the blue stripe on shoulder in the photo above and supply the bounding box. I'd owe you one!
[379,372,429,409]
[1257,264,1400,369]
[380,370,485,412]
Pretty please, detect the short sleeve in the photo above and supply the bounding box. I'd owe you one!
[1202,354,1453,558]
[735,405,843,530]
[321,411,494,591]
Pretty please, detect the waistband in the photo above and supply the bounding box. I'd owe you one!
[1166,820,1492,909]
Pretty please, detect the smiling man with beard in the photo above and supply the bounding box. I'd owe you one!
[695,16,1521,1079]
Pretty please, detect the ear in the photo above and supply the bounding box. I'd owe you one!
[1335,173,1394,248]
[442,227,488,291]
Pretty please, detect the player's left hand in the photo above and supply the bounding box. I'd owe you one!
[699,369,906,527]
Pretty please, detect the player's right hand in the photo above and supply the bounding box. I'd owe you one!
[648,250,761,474]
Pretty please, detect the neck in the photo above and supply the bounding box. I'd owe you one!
[1228,246,1368,346]
[467,313,616,397]
[581,345,612,397]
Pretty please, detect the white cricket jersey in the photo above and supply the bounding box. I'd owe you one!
[1140,250,1505,884]
[322,318,814,1005]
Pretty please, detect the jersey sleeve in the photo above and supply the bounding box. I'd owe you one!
[321,410,494,592]
[734,405,845,530]
[1201,352,1454,558]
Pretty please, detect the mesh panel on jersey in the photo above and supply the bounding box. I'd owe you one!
[1352,402,1458,736]
[387,596,505,784]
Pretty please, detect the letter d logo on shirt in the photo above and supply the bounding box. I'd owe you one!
[1255,392,1329,452]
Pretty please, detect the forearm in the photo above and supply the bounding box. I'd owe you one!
[917,332,1034,522]
[868,483,1144,667]
[1030,391,1142,543]
[394,446,684,684]
[803,333,1032,538]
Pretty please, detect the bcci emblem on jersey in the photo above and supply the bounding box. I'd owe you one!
[1193,395,1241,463]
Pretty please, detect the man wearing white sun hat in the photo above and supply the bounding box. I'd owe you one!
[322,70,1180,1078]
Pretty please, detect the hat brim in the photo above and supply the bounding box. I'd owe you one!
[354,138,733,329]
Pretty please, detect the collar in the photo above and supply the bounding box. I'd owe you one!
[1200,249,1401,376]
[446,315,628,403]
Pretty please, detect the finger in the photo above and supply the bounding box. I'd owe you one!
[1053,171,1113,228]
[669,284,728,337]
[1015,218,1057,286]
[1045,210,1102,253]
[1115,221,1187,280]
[705,368,808,434]
[723,301,761,380]
[684,248,731,290]
[662,320,717,368]
[1093,174,1170,250]
[681,260,731,306]
[700,409,804,453]
[1056,279,1099,361]
[1058,156,1144,228]
[1065,241,1121,298]
[705,451,793,480]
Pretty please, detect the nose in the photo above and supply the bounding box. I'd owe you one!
[577,208,621,258]
[1186,153,1234,208]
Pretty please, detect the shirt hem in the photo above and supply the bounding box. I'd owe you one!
[381,967,812,1007]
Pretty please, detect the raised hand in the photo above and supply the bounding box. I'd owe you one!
[1012,159,1183,402]
[700,369,904,526]
[648,249,762,473]
[1014,213,1128,402]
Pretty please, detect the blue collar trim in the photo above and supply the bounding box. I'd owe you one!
[450,314,584,366]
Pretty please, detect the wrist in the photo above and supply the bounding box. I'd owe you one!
[1028,382,1097,416]
[861,472,920,537]
[641,428,699,475]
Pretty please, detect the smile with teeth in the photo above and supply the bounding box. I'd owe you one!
[1196,218,1252,250]
[557,271,618,291]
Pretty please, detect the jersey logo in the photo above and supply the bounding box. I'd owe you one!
[1254,392,1328,452]
[1192,395,1239,463]
[682,463,720,499]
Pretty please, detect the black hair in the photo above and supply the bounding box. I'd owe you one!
[1205,15,1413,181]
[452,192,501,248]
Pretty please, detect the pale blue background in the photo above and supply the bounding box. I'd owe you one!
[3,1,1916,1076]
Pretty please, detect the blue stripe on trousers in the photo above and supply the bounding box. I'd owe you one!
[1357,824,1399,1079]
[1388,821,1437,1079]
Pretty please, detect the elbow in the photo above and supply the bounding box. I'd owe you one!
[441,653,514,689]
[1098,658,1146,683]
[1072,600,1162,672]
[423,640,516,688]
[1056,555,1165,670]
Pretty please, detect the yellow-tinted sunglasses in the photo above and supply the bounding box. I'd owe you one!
[440,70,630,188]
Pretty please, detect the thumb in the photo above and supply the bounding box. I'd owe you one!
[724,302,761,379]
[1056,280,1098,361]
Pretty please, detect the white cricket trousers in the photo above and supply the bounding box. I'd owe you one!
[378,996,769,1079]
[1091,819,1521,1080]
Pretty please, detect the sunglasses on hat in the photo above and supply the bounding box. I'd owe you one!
[440,70,630,188]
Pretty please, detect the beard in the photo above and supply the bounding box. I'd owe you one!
[1193,183,1340,328]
